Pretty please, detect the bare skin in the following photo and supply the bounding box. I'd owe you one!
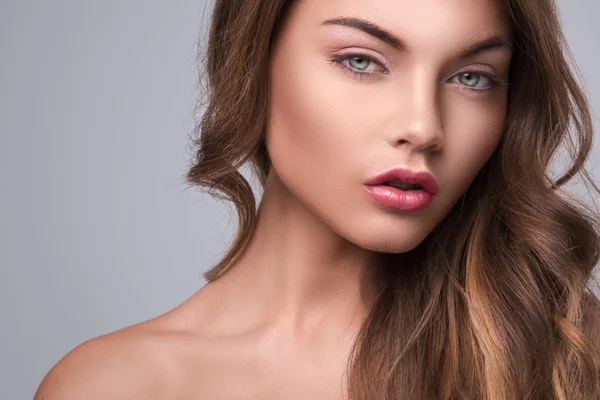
[35,0,513,398]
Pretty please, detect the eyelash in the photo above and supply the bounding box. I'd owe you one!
[327,53,508,94]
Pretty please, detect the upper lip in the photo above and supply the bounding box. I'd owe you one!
[365,167,440,195]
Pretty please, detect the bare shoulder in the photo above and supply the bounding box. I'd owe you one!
[34,292,212,400]
[34,324,173,400]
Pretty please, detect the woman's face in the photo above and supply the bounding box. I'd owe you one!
[266,0,513,253]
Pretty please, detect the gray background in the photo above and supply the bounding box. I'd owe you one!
[1,1,598,399]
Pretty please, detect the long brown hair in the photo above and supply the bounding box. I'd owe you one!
[186,0,600,398]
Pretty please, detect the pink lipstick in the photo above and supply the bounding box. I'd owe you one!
[364,167,439,212]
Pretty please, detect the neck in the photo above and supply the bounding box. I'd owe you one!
[202,170,384,340]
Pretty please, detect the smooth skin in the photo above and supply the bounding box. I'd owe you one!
[35,0,513,398]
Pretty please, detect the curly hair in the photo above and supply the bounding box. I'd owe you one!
[186,0,600,398]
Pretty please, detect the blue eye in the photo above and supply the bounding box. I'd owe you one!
[344,55,383,73]
[327,53,387,80]
[453,71,500,93]
[328,54,509,94]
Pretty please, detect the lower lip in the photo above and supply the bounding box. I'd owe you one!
[364,185,435,212]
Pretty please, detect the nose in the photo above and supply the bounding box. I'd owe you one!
[385,73,444,152]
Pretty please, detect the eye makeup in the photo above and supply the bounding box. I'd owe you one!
[327,52,509,94]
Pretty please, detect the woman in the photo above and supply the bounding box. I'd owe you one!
[35,0,600,399]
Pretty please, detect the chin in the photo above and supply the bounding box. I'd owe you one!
[359,237,426,254]
[339,223,432,254]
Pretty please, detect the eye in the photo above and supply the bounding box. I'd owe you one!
[451,70,503,93]
[342,54,384,73]
[327,53,388,80]
[328,54,508,92]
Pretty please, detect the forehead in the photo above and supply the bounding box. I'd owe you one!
[291,0,511,47]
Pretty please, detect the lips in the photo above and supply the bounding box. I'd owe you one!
[365,167,439,195]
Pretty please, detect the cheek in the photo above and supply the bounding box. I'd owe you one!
[441,94,506,198]
[266,48,367,209]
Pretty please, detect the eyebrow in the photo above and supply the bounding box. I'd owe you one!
[321,17,513,59]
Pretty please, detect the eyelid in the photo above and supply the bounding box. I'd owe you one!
[455,66,497,79]
[332,49,388,66]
